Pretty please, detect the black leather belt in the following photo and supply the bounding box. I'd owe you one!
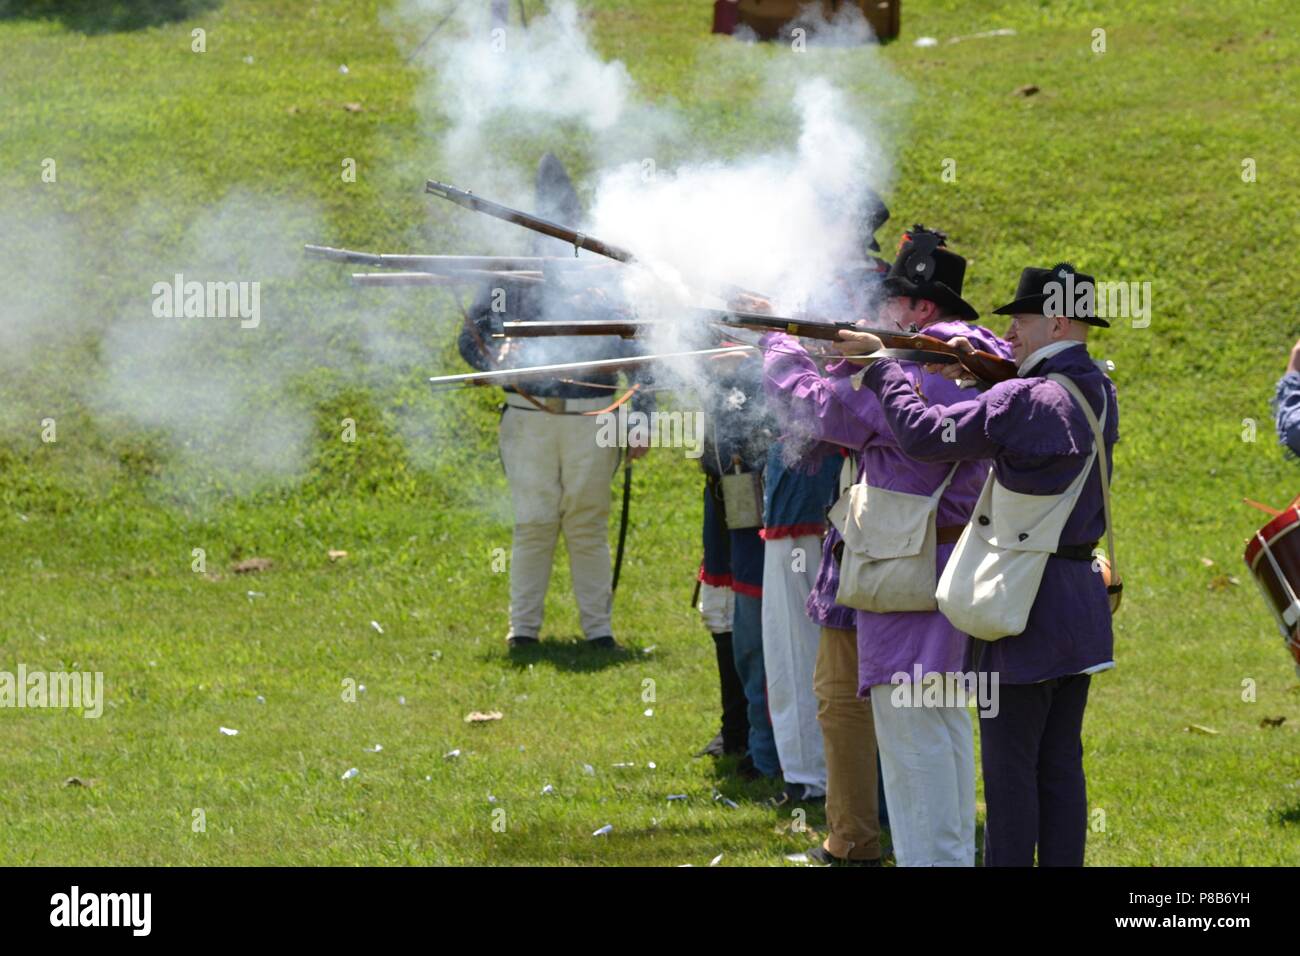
[1054,541,1100,561]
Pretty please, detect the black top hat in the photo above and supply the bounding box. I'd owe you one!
[532,152,582,256]
[881,225,979,321]
[992,262,1109,328]
[860,189,890,253]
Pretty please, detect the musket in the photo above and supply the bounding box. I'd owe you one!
[351,271,544,287]
[305,244,601,273]
[428,346,755,391]
[498,319,662,339]
[424,181,768,301]
[707,309,1018,386]
[425,181,636,262]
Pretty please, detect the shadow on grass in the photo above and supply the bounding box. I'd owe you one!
[496,637,640,674]
[1274,801,1300,827]
[0,0,220,34]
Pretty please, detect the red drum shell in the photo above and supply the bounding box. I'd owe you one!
[1244,507,1300,668]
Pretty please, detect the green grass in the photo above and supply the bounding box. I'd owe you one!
[1,0,1299,865]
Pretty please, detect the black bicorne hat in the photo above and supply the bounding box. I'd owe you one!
[992,262,1109,328]
[881,224,979,321]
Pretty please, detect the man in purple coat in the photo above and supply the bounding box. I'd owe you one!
[764,226,1010,866]
[836,262,1118,867]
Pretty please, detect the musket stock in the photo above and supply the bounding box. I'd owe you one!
[708,309,1017,385]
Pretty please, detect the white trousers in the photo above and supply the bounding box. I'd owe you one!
[761,535,827,792]
[499,406,621,639]
[869,681,975,867]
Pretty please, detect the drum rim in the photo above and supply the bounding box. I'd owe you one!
[1245,506,1300,568]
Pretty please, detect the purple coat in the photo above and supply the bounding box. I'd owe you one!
[860,342,1119,684]
[762,321,1011,691]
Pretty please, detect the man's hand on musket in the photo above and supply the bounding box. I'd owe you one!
[834,329,883,357]
[926,335,975,381]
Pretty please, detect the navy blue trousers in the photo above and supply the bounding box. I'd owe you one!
[978,674,1092,867]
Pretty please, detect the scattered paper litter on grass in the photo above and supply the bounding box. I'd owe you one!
[246,591,264,600]
[232,558,273,574]
[667,794,687,802]
[644,708,654,717]
[713,792,739,809]
[914,36,938,47]
[612,762,635,768]
[339,64,349,74]
[327,550,348,561]
[364,744,383,753]
[256,695,265,704]
[1200,557,1215,567]
[443,749,461,759]
[1185,724,1219,735]
[785,852,812,863]
[219,727,239,736]
[487,795,496,803]
[370,620,384,634]
[398,696,406,706]
[541,784,555,795]
[582,764,595,776]
[341,767,359,780]
[465,710,503,723]
[592,824,613,837]
[709,853,724,867]
[947,28,1016,44]
[642,646,656,655]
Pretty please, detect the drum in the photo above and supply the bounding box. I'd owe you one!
[1243,506,1300,676]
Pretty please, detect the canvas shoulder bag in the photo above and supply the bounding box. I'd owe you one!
[935,374,1109,640]
[828,460,960,613]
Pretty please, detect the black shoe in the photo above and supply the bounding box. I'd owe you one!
[587,636,620,650]
[735,754,764,782]
[770,782,827,807]
[696,732,726,758]
[507,635,539,648]
[807,845,883,867]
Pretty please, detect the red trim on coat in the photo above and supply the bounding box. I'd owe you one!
[731,580,763,599]
[697,568,733,589]
[759,522,828,541]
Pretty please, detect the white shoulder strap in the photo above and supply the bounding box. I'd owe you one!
[1048,374,1116,579]
[929,461,962,502]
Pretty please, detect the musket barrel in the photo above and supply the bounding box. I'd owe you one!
[304,244,385,267]
[426,179,637,263]
[351,270,545,287]
[428,346,755,391]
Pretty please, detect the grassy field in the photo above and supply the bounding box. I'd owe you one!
[1,0,1299,865]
